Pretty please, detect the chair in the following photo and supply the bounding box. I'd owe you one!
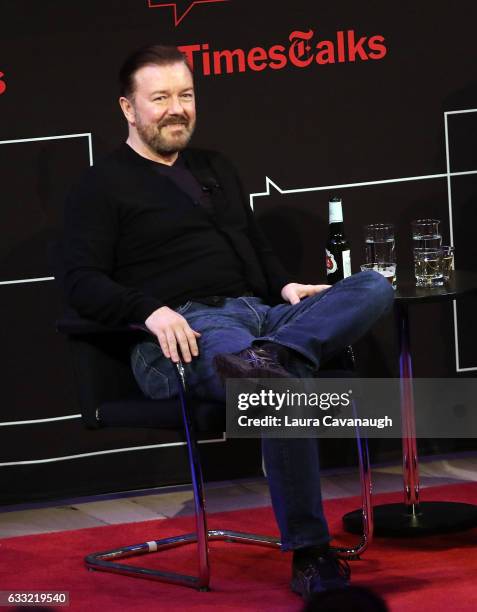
[57,317,373,591]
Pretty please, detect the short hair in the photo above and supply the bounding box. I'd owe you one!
[119,45,191,98]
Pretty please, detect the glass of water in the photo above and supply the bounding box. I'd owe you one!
[411,219,442,261]
[414,248,444,286]
[364,223,395,263]
[361,262,397,288]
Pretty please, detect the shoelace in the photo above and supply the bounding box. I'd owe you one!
[334,557,351,579]
[243,348,277,368]
[300,555,351,582]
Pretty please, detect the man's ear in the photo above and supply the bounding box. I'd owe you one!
[119,96,135,124]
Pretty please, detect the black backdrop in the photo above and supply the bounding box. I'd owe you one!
[1,0,476,504]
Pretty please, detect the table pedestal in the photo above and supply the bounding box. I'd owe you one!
[344,501,477,537]
[344,299,477,536]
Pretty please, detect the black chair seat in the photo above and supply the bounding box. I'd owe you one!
[97,364,354,431]
[97,394,225,432]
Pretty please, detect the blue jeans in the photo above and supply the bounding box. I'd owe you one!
[131,271,394,550]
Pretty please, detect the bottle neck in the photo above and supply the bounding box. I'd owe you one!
[329,200,343,224]
[329,221,344,235]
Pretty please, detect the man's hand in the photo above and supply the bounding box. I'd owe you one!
[145,306,201,364]
[281,282,331,305]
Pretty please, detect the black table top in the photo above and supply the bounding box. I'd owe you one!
[395,270,477,303]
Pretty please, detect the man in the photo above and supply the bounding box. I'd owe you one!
[63,45,393,599]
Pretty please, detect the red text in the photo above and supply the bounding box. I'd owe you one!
[179,28,387,77]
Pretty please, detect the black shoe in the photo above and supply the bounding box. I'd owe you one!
[214,346,293,380]
[291,550,351,599]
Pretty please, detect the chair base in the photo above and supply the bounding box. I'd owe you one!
[85,529,281,590]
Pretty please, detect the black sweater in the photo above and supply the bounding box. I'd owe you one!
[63,144,293,326]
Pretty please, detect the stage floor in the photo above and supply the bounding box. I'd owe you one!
[1,452,477,538]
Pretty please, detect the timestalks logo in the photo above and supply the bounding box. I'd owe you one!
[179,28,387,77]
[0,71,6,95]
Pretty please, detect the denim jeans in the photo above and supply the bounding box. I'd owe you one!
[131,271,394,550]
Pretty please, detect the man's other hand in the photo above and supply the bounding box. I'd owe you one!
[281,283,331,305]
[145,306,201,363]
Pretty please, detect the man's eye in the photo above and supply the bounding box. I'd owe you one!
[153,97,167,102]
[181,93,193,100]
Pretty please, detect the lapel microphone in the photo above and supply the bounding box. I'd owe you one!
[200,176,221,192]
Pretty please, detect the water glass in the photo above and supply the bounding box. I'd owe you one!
[411,219,442,260]
[361,262,396,288]
[441,245,455,281]
[364,223,395,263]
[414,248,444,286]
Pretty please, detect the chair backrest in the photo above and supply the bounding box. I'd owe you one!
[48,239,140,426]
[68,331,149,429]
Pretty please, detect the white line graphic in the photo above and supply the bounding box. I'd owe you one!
[444,109,477,371]
[0,276,54,286]
[0,434,227,467]
[0,132,93,286]
[250,170,477,210]
[445,109,477,116]
[0,415,81,427]
[250,173,446,209]
[0,133,93,163]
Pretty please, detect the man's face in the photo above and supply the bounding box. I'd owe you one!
[129,62,196,155]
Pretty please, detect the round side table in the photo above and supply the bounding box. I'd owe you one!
[344,270,477,536]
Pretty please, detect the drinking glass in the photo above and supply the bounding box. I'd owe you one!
[411,219,442,261]
[364,223,395,264]
[414,248,444,286]
[360,262,396,288]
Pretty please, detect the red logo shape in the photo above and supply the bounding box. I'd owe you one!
[0,71,6,96]
[148,0,229,26]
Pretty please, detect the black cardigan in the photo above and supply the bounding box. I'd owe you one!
[63,143,293,326]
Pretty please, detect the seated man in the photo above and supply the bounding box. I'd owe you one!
[63,44,394,599]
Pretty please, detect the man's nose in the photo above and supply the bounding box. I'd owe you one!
[167,96,186,115]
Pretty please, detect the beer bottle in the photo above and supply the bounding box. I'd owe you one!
[325,197,351,284]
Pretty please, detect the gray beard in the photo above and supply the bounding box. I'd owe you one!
[136,117,195,155]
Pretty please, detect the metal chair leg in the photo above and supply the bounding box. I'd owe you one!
[332,407,373,560]
[175,361,211,588]
[84,363,280,590]
[325,348,373,559]
[337,397,374,559]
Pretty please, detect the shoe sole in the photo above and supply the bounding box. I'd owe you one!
[290,576,350,599]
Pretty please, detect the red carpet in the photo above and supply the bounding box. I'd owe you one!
[1,482,477,611]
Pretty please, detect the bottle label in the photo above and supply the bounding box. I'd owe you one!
[342,250,351,278]
[329,200,343,224]
[326,248,337,275]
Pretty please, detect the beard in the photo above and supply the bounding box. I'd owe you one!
[135,113,195,155]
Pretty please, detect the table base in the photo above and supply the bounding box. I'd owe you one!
[343,501,477,536]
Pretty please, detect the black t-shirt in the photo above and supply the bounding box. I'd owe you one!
[152,154,214,215]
